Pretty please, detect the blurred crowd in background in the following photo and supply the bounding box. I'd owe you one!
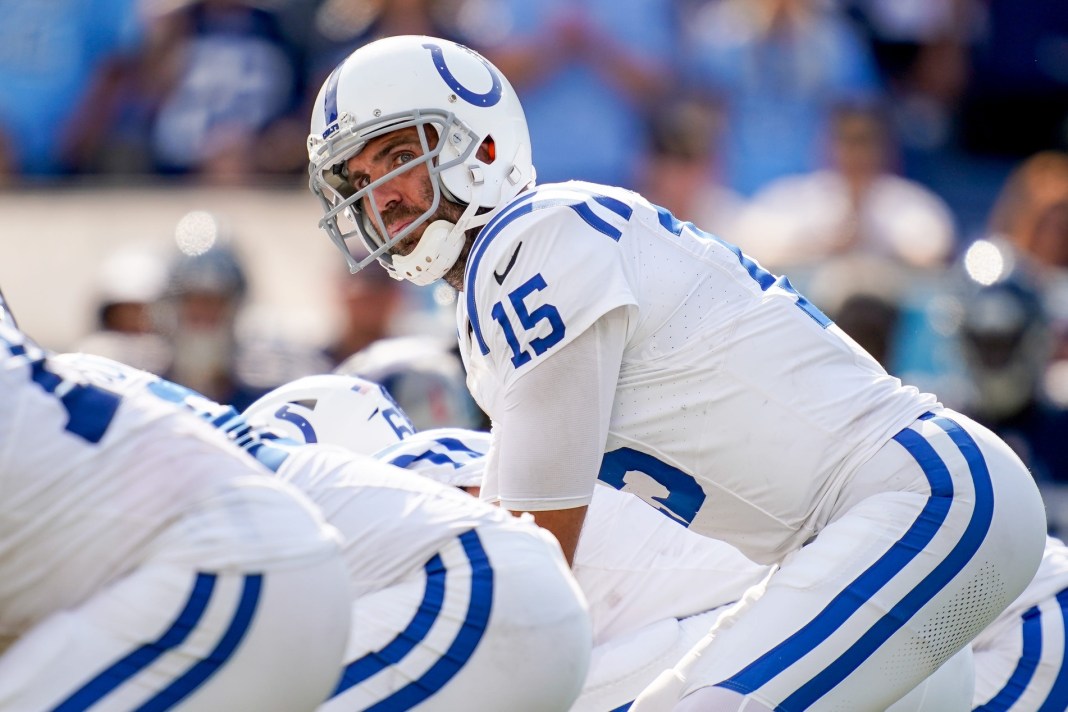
[4,0,1068,522]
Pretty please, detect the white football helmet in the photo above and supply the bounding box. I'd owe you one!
[307,34,534,285]
[373,427,490,488]
[242,373,416,456]
[333,335,486,431]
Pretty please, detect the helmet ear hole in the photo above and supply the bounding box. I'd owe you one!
[479,137,496,164]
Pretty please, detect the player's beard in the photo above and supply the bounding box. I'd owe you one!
[379,181,472,290]
[381,181,465,256]
[442,232,476,292]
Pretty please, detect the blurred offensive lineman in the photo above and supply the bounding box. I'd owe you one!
[0,313,350,709]
[240,375,591,712]
[48,359,593,712]
[375,428,977,712]
[249,373,768,711]
[304,35,1047,710]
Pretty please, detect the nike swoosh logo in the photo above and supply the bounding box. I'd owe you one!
[493,241,523,285]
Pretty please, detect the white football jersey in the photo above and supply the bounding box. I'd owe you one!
[457,181,939,563]
[273,445,535,599]
[0,332,334,646]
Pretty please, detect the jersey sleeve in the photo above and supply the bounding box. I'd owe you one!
[483,305,630,512]
[463,187,639,390]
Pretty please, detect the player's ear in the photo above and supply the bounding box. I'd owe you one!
[477,138,496,163]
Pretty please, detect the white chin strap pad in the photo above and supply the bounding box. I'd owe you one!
[388,220,464,286]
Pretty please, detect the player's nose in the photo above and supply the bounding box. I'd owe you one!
[368,179,403,214]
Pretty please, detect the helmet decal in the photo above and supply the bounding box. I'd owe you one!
[322,64,344,138]
[423,43,502,107]
[373,427,490,489]
[273,404,318,443]
[243,374,416,455]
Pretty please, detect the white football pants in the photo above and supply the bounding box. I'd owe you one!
[0,555,351,711]
[321,524,592,712]
[972,586,1068,711]
[631,409,1046,711]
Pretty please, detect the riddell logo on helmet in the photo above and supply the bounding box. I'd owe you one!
[422,43,502,108]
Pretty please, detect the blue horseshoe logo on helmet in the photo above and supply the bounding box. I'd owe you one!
[423,43,502,107]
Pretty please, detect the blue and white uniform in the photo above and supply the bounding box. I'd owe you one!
[44,355,592,711]
[971,535,1068,711]
[0,331,351,710]
[457,181,1047,710]
[261,444,592,712]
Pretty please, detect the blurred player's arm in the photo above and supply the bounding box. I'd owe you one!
[489,306,629,565]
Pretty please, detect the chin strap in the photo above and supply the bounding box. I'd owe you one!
[389,219,465,285]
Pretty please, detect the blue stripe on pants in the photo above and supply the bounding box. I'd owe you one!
[974,605,1043,712]
[1036,587,1068,712]
[332,555,448,694]
[136,574,262,711]
[718,414,994,710]
[51,572,263,712]
[331,529,495,710]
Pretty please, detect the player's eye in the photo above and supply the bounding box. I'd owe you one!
[330,163,370,197]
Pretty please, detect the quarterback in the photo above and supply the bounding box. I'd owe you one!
[304,35,1047,711]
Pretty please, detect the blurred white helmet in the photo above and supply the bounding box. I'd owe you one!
[373,427,490,488]
[307,34,534,285]
[95,243,169,308]
[242,373,416,455]
[334,335,485,431]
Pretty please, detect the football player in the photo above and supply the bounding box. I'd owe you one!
[303,35,1047,711]
[0,321,351,710]
[240,375,591,711]
[55,361,592,712]
[256,372,976,711]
